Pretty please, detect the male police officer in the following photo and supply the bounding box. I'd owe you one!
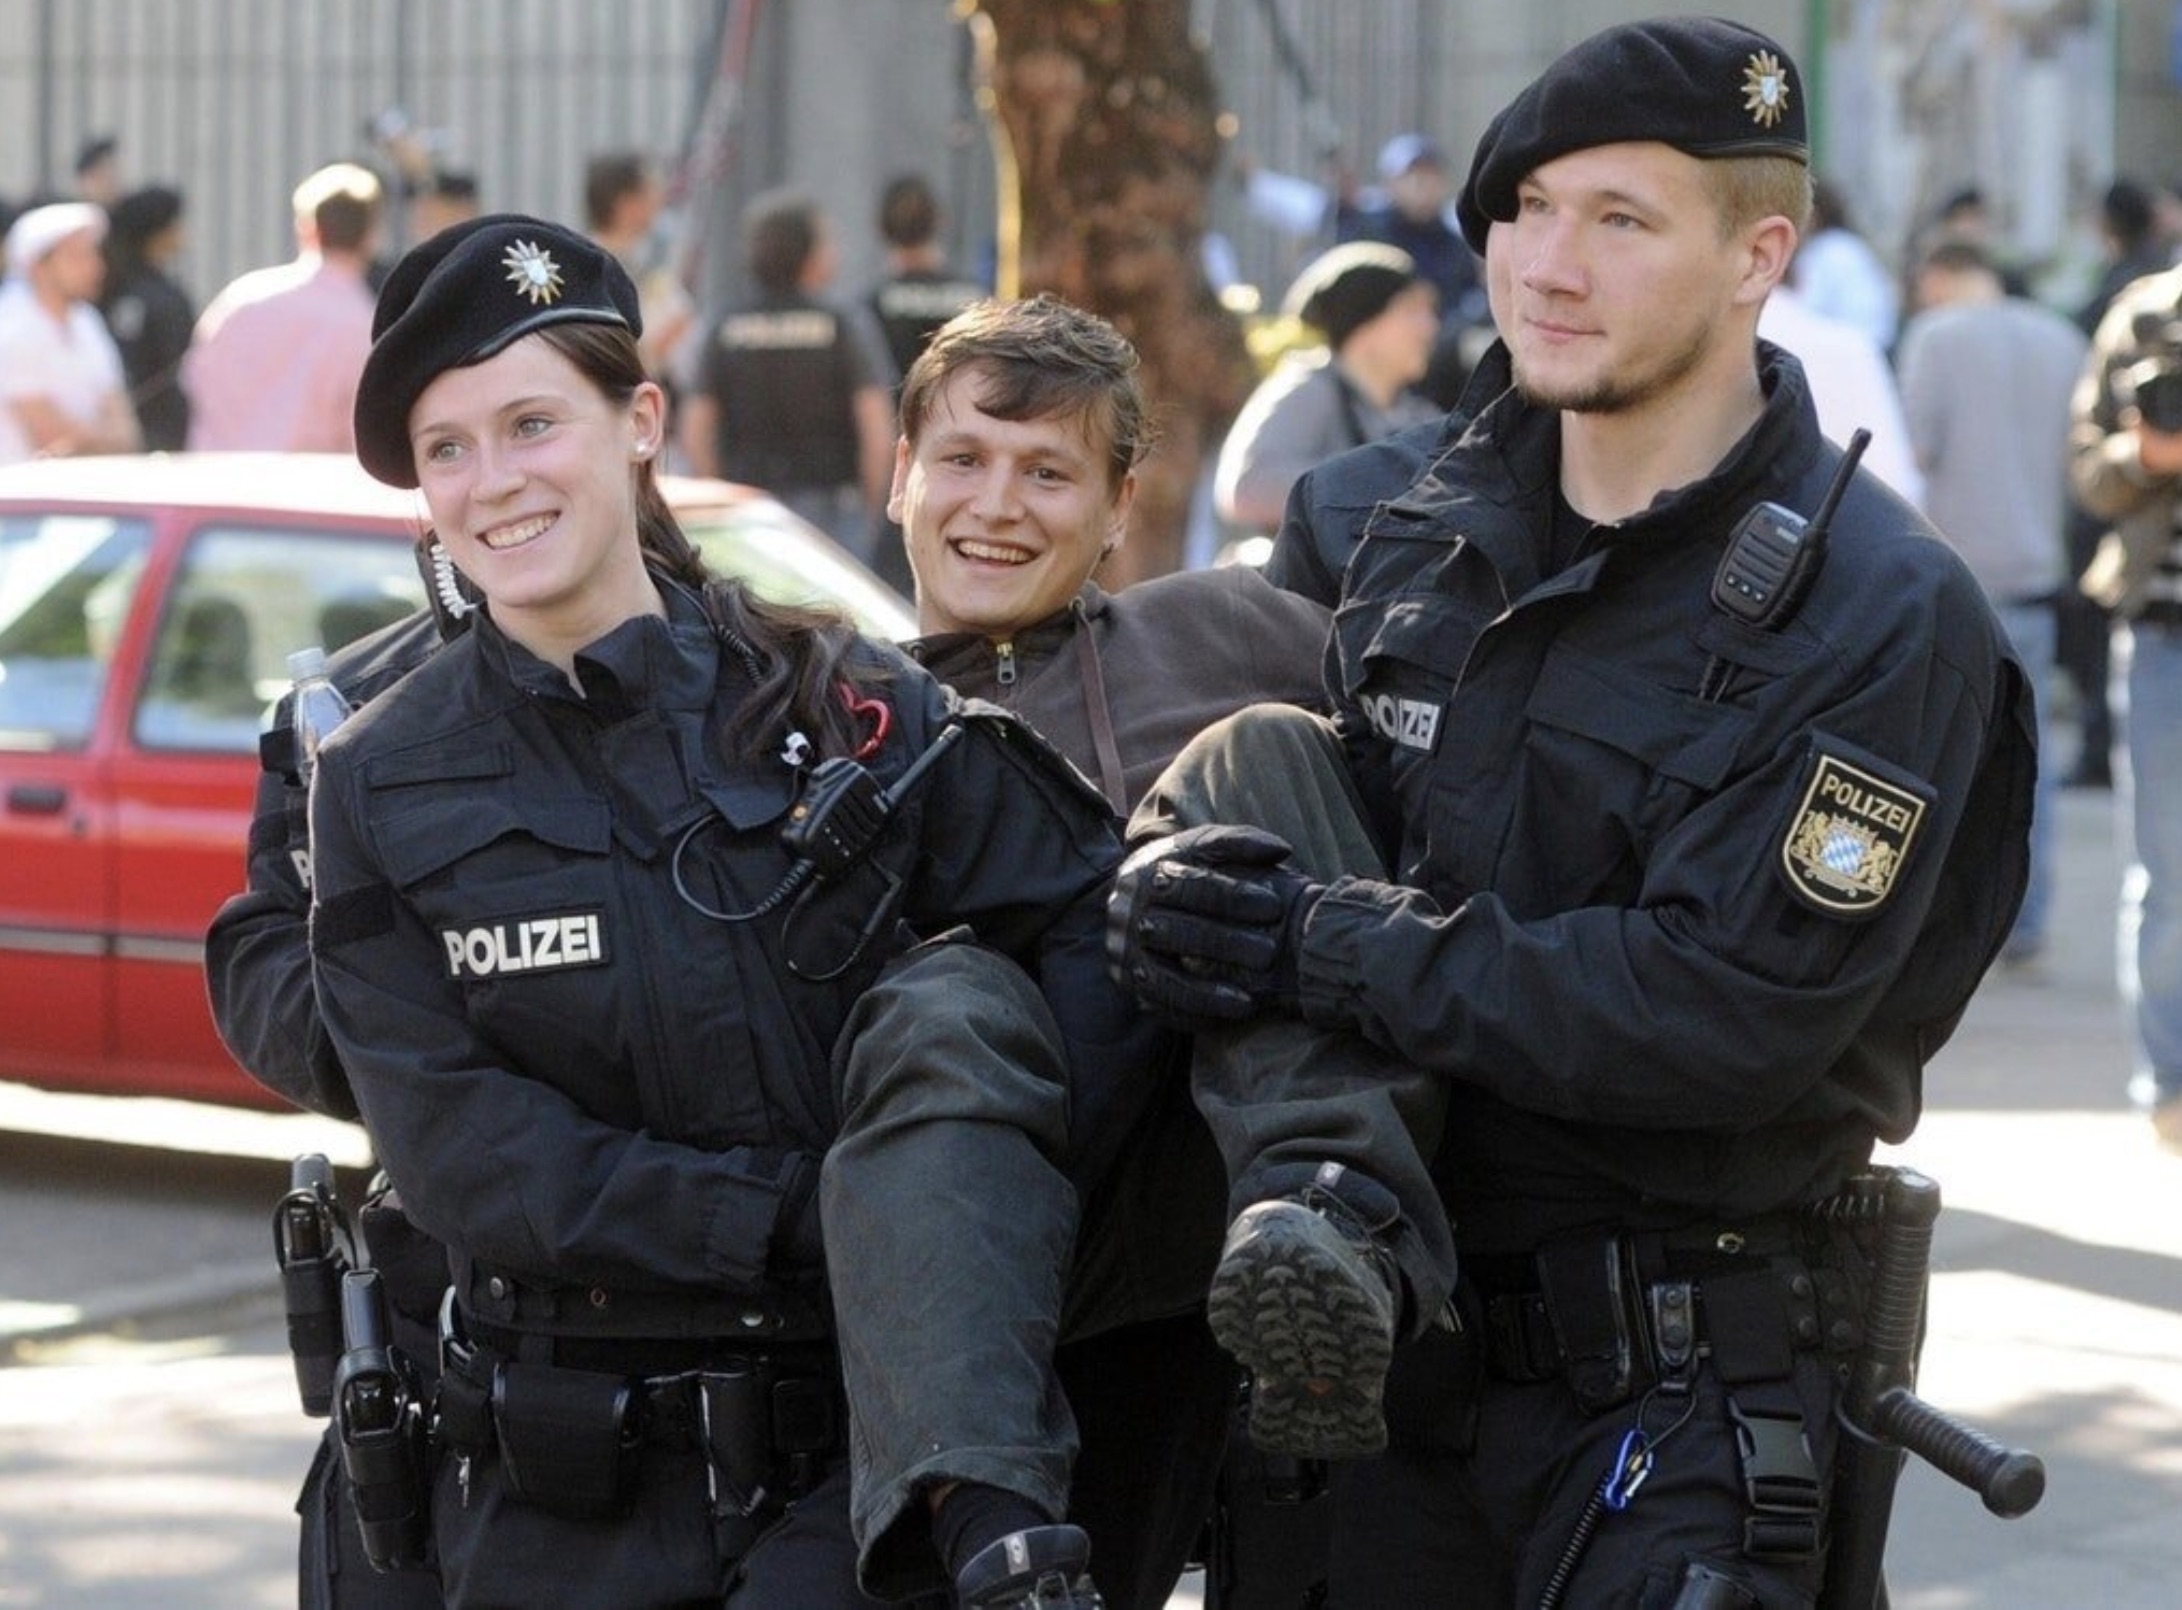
[1112,18,2035,1604]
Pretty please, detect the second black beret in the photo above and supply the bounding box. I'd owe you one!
[1455,16,1808,254]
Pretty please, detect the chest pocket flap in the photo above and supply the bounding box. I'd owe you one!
[1525,647,1747,793]
[364,743,613,886]
[1335,590,1481,690]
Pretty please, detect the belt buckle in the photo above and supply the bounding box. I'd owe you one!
[1728,1398,1822,1559]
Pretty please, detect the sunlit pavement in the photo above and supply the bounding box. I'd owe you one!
[0,791,2176,1607]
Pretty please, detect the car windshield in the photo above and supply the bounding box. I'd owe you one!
[0,515,154,751]
[684,503,915,641]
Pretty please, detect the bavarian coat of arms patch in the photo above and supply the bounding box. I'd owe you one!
[1779,749,1930,916]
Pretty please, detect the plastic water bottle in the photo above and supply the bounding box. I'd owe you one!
[287,646,353,791]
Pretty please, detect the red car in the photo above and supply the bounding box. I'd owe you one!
[0,453,914,1110]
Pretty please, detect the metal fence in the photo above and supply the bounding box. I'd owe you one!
[0,1,2152,334]
[0,0,728,302]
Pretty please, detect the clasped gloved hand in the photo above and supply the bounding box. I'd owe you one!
[1105,824,1325,1027]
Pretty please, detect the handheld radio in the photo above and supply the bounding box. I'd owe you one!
[1710,427,1870,629]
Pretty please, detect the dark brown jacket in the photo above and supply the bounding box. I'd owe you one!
[909,567,1332,816]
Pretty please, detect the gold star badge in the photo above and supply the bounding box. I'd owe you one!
[1742,50,1790,129]
[501,240,564,306]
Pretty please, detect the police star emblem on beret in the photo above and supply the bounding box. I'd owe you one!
[1742,50,1791,129]
[502,240,564,306]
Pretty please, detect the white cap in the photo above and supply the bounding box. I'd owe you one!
[5,202,107,271]
[1377,133,1446,181]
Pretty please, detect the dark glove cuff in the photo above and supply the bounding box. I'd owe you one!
[768,1154,825,1275]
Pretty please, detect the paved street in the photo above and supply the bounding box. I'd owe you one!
[0,786,2177,1606]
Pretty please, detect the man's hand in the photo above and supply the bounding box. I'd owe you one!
[2135,418,2182,480]
[1106,824,1324,1027]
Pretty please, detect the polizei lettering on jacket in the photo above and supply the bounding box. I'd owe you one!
[442,910,609,979]
[1358,692,1443,753]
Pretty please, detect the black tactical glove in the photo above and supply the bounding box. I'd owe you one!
[1106,824,1324,1026]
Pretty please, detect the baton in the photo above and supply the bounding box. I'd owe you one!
[1818,1168,2045,1610]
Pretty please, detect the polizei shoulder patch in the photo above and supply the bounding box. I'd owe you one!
[1778,749,1929,917]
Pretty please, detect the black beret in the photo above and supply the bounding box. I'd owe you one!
[1282,243,1422,350]
[354,212,642,488]
[1455,16,1808,254]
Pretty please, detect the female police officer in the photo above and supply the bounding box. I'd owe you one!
[308,214,1132,1608]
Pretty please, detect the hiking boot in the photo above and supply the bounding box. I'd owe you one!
[1205,1169,1400,1460]
[954,1524,1104,1609]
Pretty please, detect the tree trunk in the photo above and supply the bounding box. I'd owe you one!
[968,0,1257,586]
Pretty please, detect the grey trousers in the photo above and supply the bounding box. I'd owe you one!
[1132,703,1456,1320]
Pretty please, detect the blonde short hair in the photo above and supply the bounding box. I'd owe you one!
[1707,155,1813,240]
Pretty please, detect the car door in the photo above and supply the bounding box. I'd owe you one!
[0,510,157,1086]
[108,518,424,1104]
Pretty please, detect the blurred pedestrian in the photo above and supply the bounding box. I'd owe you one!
[583,150,697,388]
[184,161,382,452]
[1919,184,2033,296]
[0,201,140,465]
[679,188,893,561]
[2061,179,2175,787]
[98,184,195,451]
[1759,281,1924,506]
[2069,256,2182,1150]
[1792,175,1899,351]
[407,169,480,244]
[1898,234,2090,969]
[866,172,986,391]
[1214,242,1440,540]
[2075,180,2172,337]
[862,172,986,592]
[73,134,122,208]
[1336,133,1488,407]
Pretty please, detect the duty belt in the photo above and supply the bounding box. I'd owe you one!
[436,1298,843,1521]
[1463,1218,1857,1390]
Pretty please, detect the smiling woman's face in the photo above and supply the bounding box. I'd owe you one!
[409,333,664,664]
[890,364,1135,640]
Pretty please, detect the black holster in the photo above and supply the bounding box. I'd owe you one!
[491,1361,639,1521]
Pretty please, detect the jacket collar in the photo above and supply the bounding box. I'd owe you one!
[1381,337,1824,542]
[475,574,721,722]
[906,582,1106,678]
